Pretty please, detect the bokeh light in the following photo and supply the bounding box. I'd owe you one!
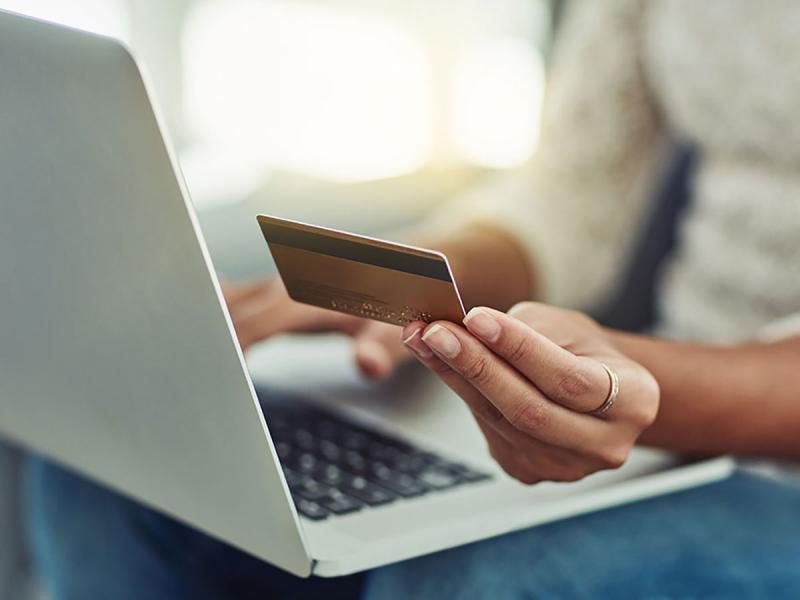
[0,0,129,40]
[184,0,433,184]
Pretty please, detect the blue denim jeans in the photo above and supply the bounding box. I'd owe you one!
[25,457,800,600]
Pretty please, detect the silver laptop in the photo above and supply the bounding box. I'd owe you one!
[0,10,734,578]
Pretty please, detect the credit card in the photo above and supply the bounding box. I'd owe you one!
[257,215,466,326]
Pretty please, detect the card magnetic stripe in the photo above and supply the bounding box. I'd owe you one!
[261,222,452,282]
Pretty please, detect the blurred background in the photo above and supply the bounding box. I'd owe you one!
[0,0,559,279]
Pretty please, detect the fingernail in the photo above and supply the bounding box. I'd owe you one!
[463,308,501,343]
[403,328,434,359]
[421,324,461,359]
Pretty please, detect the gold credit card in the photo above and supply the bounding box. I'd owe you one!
[257,215,466,326]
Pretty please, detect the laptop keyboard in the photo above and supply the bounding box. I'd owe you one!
[263,401,492,521]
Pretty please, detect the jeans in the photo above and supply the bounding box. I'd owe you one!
[25,457,800,600]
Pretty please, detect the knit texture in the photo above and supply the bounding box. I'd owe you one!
[436,0,800,343]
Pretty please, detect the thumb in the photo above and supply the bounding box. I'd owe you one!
[352,321,410,381]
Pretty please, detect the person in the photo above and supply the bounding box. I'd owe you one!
[26,1,800,598]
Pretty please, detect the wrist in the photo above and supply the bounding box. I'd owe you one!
[421,225,537,311]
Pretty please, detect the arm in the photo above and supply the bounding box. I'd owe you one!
[610,331,800,458]
[403,302,800,486]
[422,225,535,312]
[421,0,667,311]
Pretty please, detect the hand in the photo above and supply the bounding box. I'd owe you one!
[401,302,659,484]
[222,278,410,380]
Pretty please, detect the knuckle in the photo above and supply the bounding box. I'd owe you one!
[487,443,504,463]
[508,399,549,434]
[428,360,455,377]
[571,310,597,328]
[517,472,541,486]
[557,308,598,330]
[630,398,659,429]
[487,446,540,485]
[641,372,661,424]
[626,368,661,428]
[504,463,540,486]
[505,336,531,364]
[594,445,630,470]
[554,366,594,403]
[474,400,505,426]
[462,355,494,386]
[508,301,535,318]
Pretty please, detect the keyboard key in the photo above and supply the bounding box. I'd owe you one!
[373,473,428,498]
[389,453,430,474]
[296,499,329,521]
[366,463,426,496]
[448,465,493,483]
[293,452,318,474]
[346,477,396,506]
[267,415,290,432]
[293,429,316,451]
[317,464,347,486]
[321,493,363,515]
[368,462,393,479]
[319,440,342,462]
[282,468,304,488]
[341,450,368,473]
[366,442,407,462]
[417,468,460,490]
[274,441,292,461]
[340,431,369,450]
[294,479,333,502]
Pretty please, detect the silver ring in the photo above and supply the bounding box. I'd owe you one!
[591,363,620,416]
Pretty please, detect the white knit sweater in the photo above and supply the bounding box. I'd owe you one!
[441,0,800,344]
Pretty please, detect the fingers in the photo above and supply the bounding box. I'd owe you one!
[404,324,562,475]
[474,417,602,484]
[236,299,348,347]
[221,280,270,307]
[224,279,411,381]
[473,421,541,485]
[353,321,411,381]
[403,321,633,482]
[463,307,612,414]
[224,278,364,349]
[403,323,516,438]
[402,325,435,359]
[404,322,615,453]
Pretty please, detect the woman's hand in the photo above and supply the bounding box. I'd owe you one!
[402,302,659,484]
[220,227,535,382]
[222,278,409,380]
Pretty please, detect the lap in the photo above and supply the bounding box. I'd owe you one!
[24,457,364,600]
[365,472,800,599]
[25,457,800,600]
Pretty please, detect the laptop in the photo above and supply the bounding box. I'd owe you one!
[0,9,734,578]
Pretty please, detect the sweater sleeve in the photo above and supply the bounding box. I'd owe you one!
[757,314,800,343]
[427,0,668,310]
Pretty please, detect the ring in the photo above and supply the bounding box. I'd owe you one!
[591,363,620,416]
